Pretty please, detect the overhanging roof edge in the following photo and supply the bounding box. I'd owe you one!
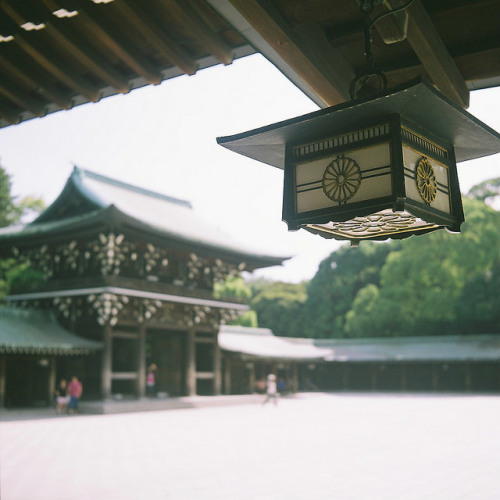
[4,287,249,311]
[217,78,500,169]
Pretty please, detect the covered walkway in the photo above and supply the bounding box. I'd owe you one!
[0,308,102,408]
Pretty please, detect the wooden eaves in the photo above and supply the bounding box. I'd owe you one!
[1,1,500,127]
[0,0,255,128]
[210,0,500,110]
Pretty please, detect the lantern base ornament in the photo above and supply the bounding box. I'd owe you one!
[304,209,438,242]
[217,78,500,244]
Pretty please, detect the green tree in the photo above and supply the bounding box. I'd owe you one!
[344,197,500,337]
[0,165,19,227]
[0,165,45,227]
[468,177,500,204]
[456,259,500,334]
[214,275,251,302]
[303,241,396,338]
[249,280,307,337]
[214,276,257,327]
[0,165,46,299]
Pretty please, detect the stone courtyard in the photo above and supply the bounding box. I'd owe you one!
[1,393,499,499]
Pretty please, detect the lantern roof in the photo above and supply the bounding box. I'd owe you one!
[217,78,500,170]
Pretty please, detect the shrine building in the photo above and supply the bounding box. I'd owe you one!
[0,167,286,407]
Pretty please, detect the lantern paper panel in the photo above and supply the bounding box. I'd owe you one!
[283,115,463,242]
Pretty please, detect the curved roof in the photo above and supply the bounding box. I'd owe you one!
[293,335,500,362]
[219,325,330,361]
[0,167,288,267]
[220,326,500,363]
[0,307,102,355]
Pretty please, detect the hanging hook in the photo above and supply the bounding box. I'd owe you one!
[349,0,416,100]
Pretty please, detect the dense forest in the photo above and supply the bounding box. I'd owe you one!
[241,182,500,339]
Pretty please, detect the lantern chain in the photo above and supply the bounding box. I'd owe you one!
[350,0,417,100]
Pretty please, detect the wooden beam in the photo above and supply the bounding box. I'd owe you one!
[0,355,6,408]
[397,0,469,108]
[0,78,47,117]
[0,54,72,109]
[61,0,163,85]
[224,357,231,395]
[3,0,130,93]
[225,0,353,106]
[166,0,233,65]
[0,101,21,124]
[213,332,221,395]
[186,328,196,396]
[43,24,130,93]
[0,1,101,102]
[102,324,113,399]
[14,32,101,102]
[137,325,146,398]
[114,0,198,76]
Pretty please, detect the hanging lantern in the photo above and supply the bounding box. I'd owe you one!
[217,79,500,244]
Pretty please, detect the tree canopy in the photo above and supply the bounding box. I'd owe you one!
[244,178,500,339]
[247,279,307,337]
[0,164,45,299]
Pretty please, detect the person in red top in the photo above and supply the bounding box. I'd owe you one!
[67,375,83,414]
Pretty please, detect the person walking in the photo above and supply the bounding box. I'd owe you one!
[67,376,83,414]
[262,373,279,406]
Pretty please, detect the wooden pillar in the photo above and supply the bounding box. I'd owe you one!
[48,355,57,404]
[224,357,231,395]
[371,364,377,391]
[0,354,6,408]
[291,362,298,393]
[400,364,407,392]
[186,328,196,396]
[248,363,255,394]
[342,363,349,391]
[102,325,113,399]
[137,325,146,398]
[465,362,472,392]
[432,364,439,391]
[213,332,221,395]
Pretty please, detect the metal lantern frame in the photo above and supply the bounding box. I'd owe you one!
[282,113,464,241]
[217,78,500,243]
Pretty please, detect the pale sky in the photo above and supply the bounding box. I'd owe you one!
[0,54,499,283]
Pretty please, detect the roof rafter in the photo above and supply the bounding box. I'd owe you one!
[42,23,131,93]
[13,31,101,102]
[0,2,101,102]
[0,52,72,109]
[0,102,20,125]
[0,78,47,117]
[222,0,354,106]
[54,0,163,85]
[3,0,131,94]
[396,0,469,108]
[165,0,234,66]
[113,0,198,76]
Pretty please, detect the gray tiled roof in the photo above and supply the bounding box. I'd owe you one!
[219,325,330,361]
[220,326,500,362]
[292,335,500,362]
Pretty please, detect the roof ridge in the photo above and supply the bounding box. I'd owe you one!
[73,166,192,209]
